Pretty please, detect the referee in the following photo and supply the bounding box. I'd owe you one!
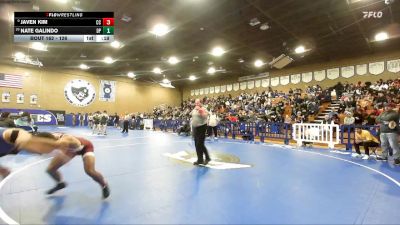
[191,99,211,165]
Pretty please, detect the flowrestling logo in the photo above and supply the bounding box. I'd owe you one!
[64,79,96,107]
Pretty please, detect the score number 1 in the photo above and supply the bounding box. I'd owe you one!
[102,18,114,35]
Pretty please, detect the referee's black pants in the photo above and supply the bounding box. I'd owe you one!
[122,120,129,133]
[193,124,210,163]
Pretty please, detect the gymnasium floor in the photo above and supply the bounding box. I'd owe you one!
[0,126,400,225]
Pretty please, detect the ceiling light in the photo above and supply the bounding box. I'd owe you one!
[71,6,83,11]
[249,18,260,26]
[153,67,162,74]
[14,52,25,60]
[254,59,264,67]
[127,72,135,78]
[121,14,132,23]
[79,64,89,70]
[168,56,180,65]
[211,46,225,57]
[30,42,47,51]
[162,78,170,84]
[103,56,114,64]
[294,45,305,54]
[260,22,270,30]
[238,58,245,63]
[375,32,388,41]
[207,67,216,74]
[55,0,68,3]
[150,23,170,37]
[189,75,197,81]
[32,5,40,11]
[110,40,122,48]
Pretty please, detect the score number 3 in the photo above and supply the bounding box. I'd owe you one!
[102,18,114,26]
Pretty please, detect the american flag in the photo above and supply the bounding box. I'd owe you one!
[0,73,23,89]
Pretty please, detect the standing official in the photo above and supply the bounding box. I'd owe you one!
[191,99,211,165]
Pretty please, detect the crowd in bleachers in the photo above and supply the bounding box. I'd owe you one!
[149,78,400,126]
[330,78,400,125]
[152,86,325,124]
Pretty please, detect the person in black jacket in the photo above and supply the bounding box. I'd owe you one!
[376,103,400,165]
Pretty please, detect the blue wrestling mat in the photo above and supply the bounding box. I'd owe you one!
[0,126,399,224]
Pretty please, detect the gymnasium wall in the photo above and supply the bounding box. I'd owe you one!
[182,50,400,99]
[0,64,182,114]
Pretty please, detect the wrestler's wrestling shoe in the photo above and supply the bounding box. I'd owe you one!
[102,184,110,199]
[46,182,67,195]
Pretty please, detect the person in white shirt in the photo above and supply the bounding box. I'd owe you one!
[207,109,220,139]
[99,111,109,135]
[122,113,130,133]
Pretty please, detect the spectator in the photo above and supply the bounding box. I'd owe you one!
[0,112,16,127]
[343,111,355,125]
[376,103,400,164]
[207,109,220,139]
[114,113,120,128]
[122,112,130,133]
[14,112,37,132]
[79,113,84,126]
[353,127,380,159]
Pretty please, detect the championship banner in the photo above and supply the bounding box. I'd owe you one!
[387,59,400,73]
[290,74,301,84]
[209,87,215,94]
[233,83,240,91]
[369,61,384,75]
[255,80,261,88]
[227,84,233,91]
[356,64,367,75]
[190,90,194,96]
[341,66,355,78]
[2,92,10,103]
[99,80,116,102]
[247,81,254,89]
[261,79,269,87]
[204,87,209,94]
[280,76,290,85]
[30,94,38,104]
[271,77,279,86]
[314,70,326,81]
[221,85,226,93]
[240,82,247,90]
[327,68,339,80]
[302,72,313,83]
[16,93,24,104]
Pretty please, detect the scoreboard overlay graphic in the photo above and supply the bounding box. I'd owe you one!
[14,12,114,42]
